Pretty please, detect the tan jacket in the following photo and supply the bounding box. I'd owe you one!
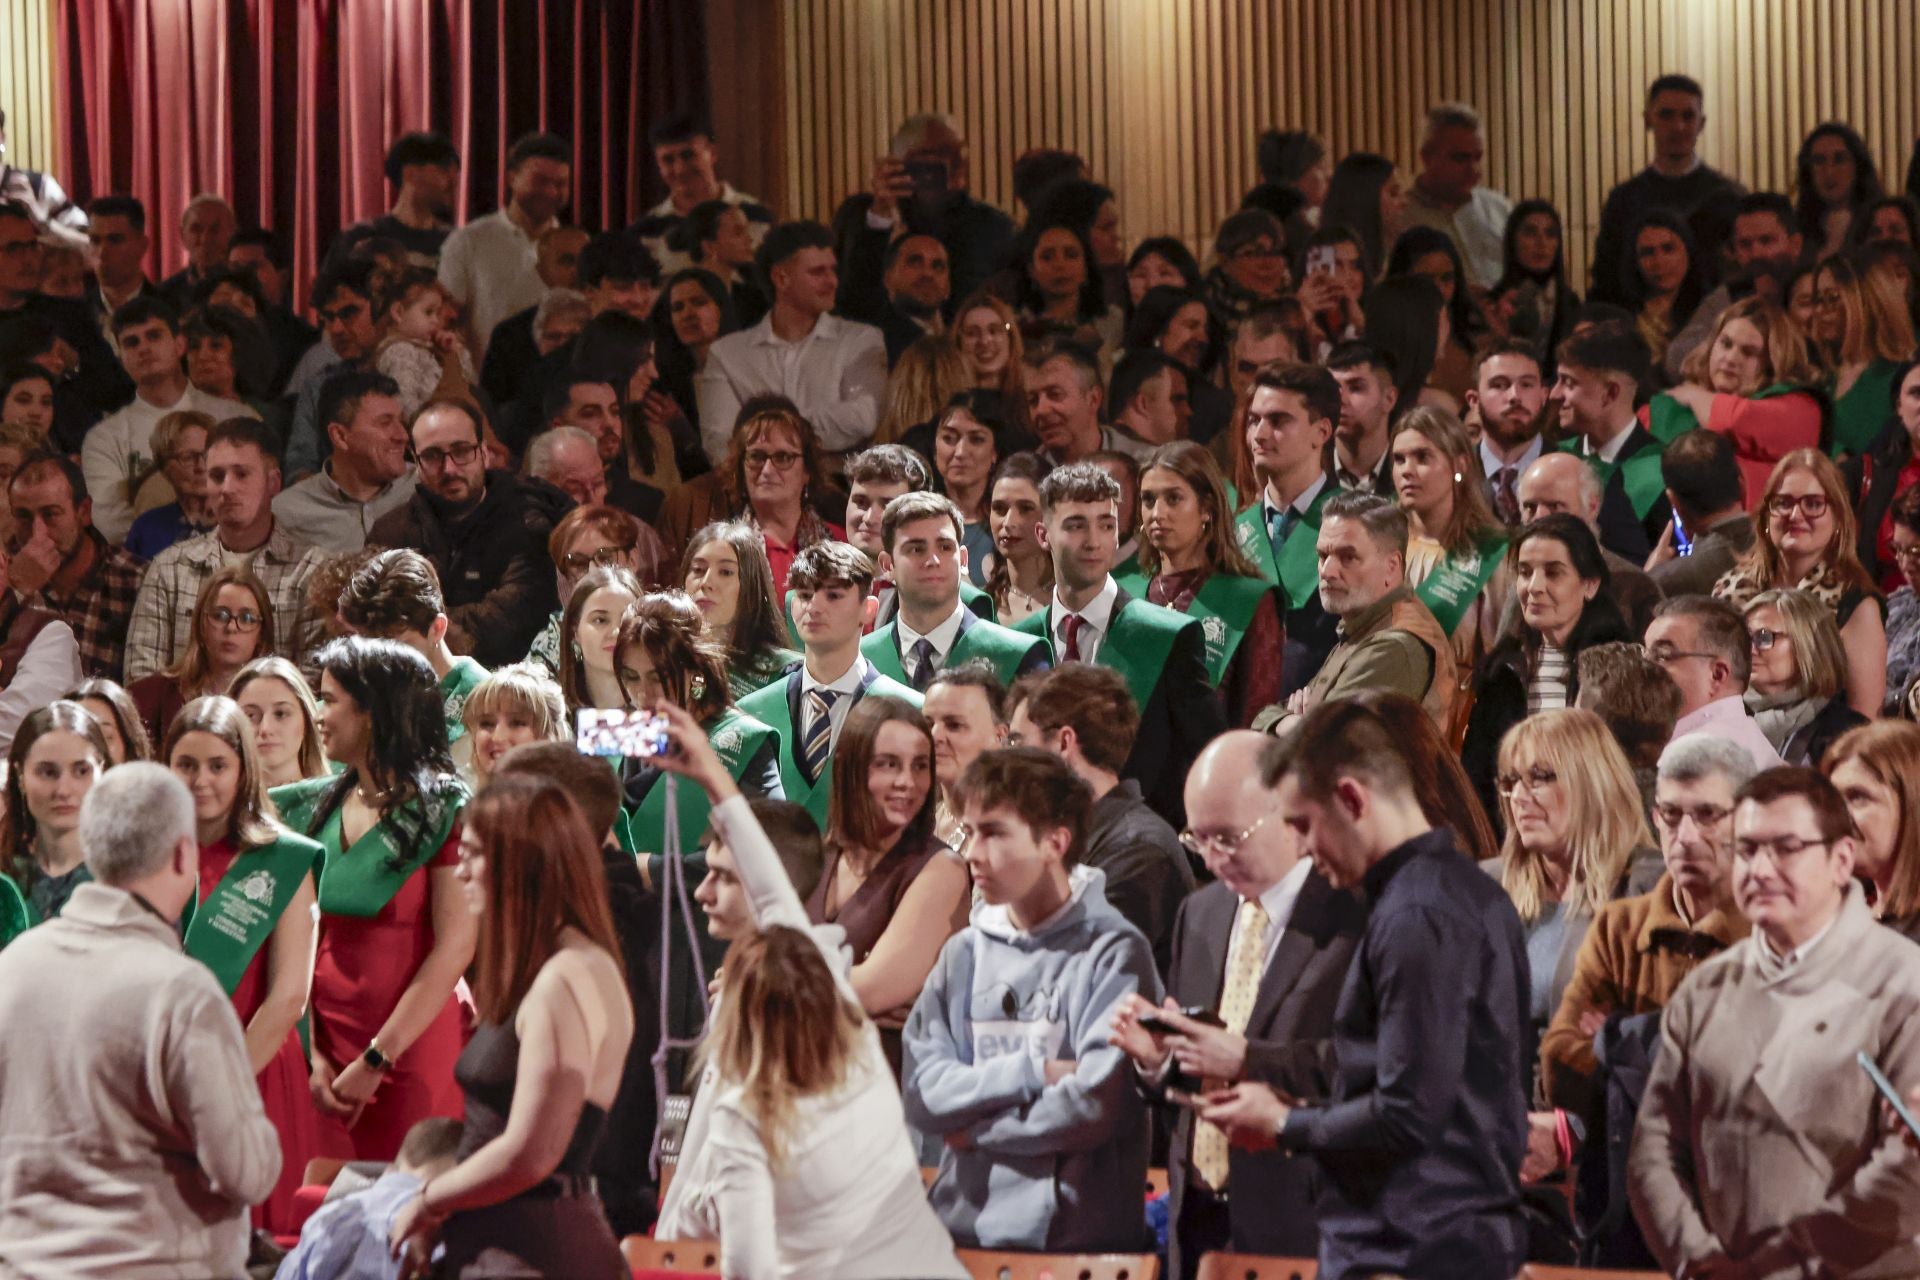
[0,884,280,1279]
[1629,883,1920,1278]
[1303,584,1457,727]
[1539,871,1749,1114]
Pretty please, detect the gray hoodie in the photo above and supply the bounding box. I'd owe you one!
[903,865,1164,1252]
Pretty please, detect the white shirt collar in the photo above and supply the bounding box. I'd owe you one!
[1589,419,1640,464]
[1757,908,1840,968]
[1480,435,1543,478]
[1264,472,1328,519]
[1053,574,1120,640]
[801,653,869,697]
[1252,856,1314,932]
[898,600,968,659]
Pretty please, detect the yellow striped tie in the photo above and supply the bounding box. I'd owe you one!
[1192,896,1270,1191]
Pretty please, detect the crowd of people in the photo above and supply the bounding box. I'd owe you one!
[1,71,1920,1280]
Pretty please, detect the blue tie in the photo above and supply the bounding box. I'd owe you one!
[907,638,937,692]
[1266,505,1297,560]
[801,689,840,785]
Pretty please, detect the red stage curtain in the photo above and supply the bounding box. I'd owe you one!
[57,0,707,309]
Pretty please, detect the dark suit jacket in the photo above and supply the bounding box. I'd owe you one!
[1591,426,1673,564]
[1158,874,1367,1276]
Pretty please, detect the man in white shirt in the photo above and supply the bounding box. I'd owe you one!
[1402,102,1514,290]
[1644,595,1782,772]
[438,131,571,360]
[271,368,417,552]
[1025,342,1152,467]
[1465,340,1548,525]
[0,592,81,760]
[82,296,252,542]
[696,220,887,462]
[628,112,773,275]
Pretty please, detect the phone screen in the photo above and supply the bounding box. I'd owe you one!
[1306,245,1337,278]
[576,708,669,759]
[1672,511,1693,557]
[1858,1050,1920,1145]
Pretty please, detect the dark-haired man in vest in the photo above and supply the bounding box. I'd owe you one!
[863,492,1048,691]
[1014,463,1223,828]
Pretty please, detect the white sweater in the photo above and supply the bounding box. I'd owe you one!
[657,794,967,1280]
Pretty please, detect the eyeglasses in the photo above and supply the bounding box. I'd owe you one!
[207,606,263,632]
[1733,835,1829,863]
[1495,767,1559,798]
[745,449,802,473]
[560,543,637,574]
[1177,809,1281,859]
[411,442,481,471]
[1653,802,1733,831]
[1750,627,1787,651]
[1767,493,1829,519]
[166,448,207,468]
[1228,244,1284,262]
[1641,643,1719,667]
[1894,544,1920,566]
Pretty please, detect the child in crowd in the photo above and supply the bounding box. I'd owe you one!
[272,1117,462,1280]
[371,266,478,419]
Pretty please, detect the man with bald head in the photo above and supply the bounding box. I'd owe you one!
[1108,730,1366,1278]
[1518,450,1663,637]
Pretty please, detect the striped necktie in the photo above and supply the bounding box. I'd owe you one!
[801,688,840,784]
[907,637,937,692]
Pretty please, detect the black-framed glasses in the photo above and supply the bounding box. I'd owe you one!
[1750,627,1786,652]
[1653,802,1733,831]
[1178,809,1280,859]
[1641,642,1719,667]
[560,544,637,574]
[1495,767,1559,798]
[411,442,481,471]
[166,448,208,468]
[1733,835,1829,862]
[745,449,802,473]
[1767,493,1829,519]
[207,606,263,632]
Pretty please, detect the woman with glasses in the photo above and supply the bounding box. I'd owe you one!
[1486,707,1662,1048]
[273,636,473,1162]
[125,408,217,559]
[166,695,325,1234]
[127,567,272,748]
[718,399,842,598]
[1713,449,1885,716]
[1741,588,1867,766]
[1642,297,1824,509]
[1823,720,1920,941]
[1463,514,1632,825]
[949,291,1032,440]
[1845,360,1920,587]
[525,504,654,678]
[682,521,798,699]
[1808,253,1916,458]
[1205,209,1294,323]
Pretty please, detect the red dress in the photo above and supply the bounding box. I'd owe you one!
[195,840,324,1235]
[308,822,466,1161]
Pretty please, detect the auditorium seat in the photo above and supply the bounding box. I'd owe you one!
[1517,1269,1665,1279]
[1195,1255,1317,1280]
[620,1234,721,1277]
[957,1249,1161,1280]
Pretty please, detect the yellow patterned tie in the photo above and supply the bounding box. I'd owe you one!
[1192,896,1270,1191]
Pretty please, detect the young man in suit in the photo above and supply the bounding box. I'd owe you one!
[1554,322,1672,563]
[1014,462,1225,827]
[1111,730,1366,1278]
[863,491,1049,691]
[736,540,920,827]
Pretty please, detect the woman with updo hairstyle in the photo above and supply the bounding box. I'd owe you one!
[229,655,329,788]
[681,520,798,699]
[1823,720,1920,941]
[0,701,111,944]
[526,504,656,677]
[167,694,325,1233]
[68,677,152,764]
[272,636,474,1161]
[1119,440,1282,725]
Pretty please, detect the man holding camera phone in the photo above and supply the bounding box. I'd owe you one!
[1108,731,1364,1278]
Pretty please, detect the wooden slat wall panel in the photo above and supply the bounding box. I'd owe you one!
[1,0,60,176]
[777,0,1920,283]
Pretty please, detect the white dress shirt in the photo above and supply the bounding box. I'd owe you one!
[1669,695,1784,773]
[800,653,872,755]
[0,621,82,760]
[1586,419,1641,465]
[1050,575,1120,665]
[1230,856,1315,972]
[696,313,888,461]
[898,601,968,672]
[437,209,553,360]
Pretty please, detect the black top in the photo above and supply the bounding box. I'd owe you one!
[1588,163,1744,306]
[455,1019,608,1176]
[1278,827,1530,1280]
[1082,778,1195,977]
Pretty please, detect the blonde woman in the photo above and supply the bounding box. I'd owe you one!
[950,290,1033,439]
[1807,252,1917,456]
[1713,448,1885,716]
[460,663,569,788]
[1742,588,1868,766]
[229,656,329,788]
[1487,707,1663,1037]
[1389,405,1511,741]
[874,334,970,443]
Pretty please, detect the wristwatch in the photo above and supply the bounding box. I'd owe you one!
[362,1040,394,1073]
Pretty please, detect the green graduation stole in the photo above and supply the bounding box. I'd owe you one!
[1014,597,1192,712]
[621,707,779,856]
[727,647,801,701]
[183,834,326,996]
[1560,436,1667,521]
[860,615,1047,686]
[1831,360,1900,458]
[1111,569,1272,685]
[1647,383,1802,444]
[1412,527,1510,636]
[736,670,923,827]
[1230,487,1332,608]
[0,872,35,949]
[271,775,469,918]
[438,657,489,744]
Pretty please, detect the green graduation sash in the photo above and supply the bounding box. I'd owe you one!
[736,670,923,828]
[1648,382,1802,444]
[1112,569,1272,685]
[622,707,779,856]
[183,834,325,996]
[0,872,35,950]
[438,657,489,744]
[1229,487,1332,609]
[271,776,469,918]
[860,616,1046,687]
[1014,597,1191,712]
[1412,528,1510,636]
[1560,436,1667,521]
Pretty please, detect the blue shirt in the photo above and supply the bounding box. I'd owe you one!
[273,1168,422,1280]
[1279,828,1530,1279]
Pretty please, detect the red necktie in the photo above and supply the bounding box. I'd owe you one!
[1061,613,1085,662]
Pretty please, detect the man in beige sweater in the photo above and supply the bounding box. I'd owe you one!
[1629,766,1920,1279]
[0,764,280,1280]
